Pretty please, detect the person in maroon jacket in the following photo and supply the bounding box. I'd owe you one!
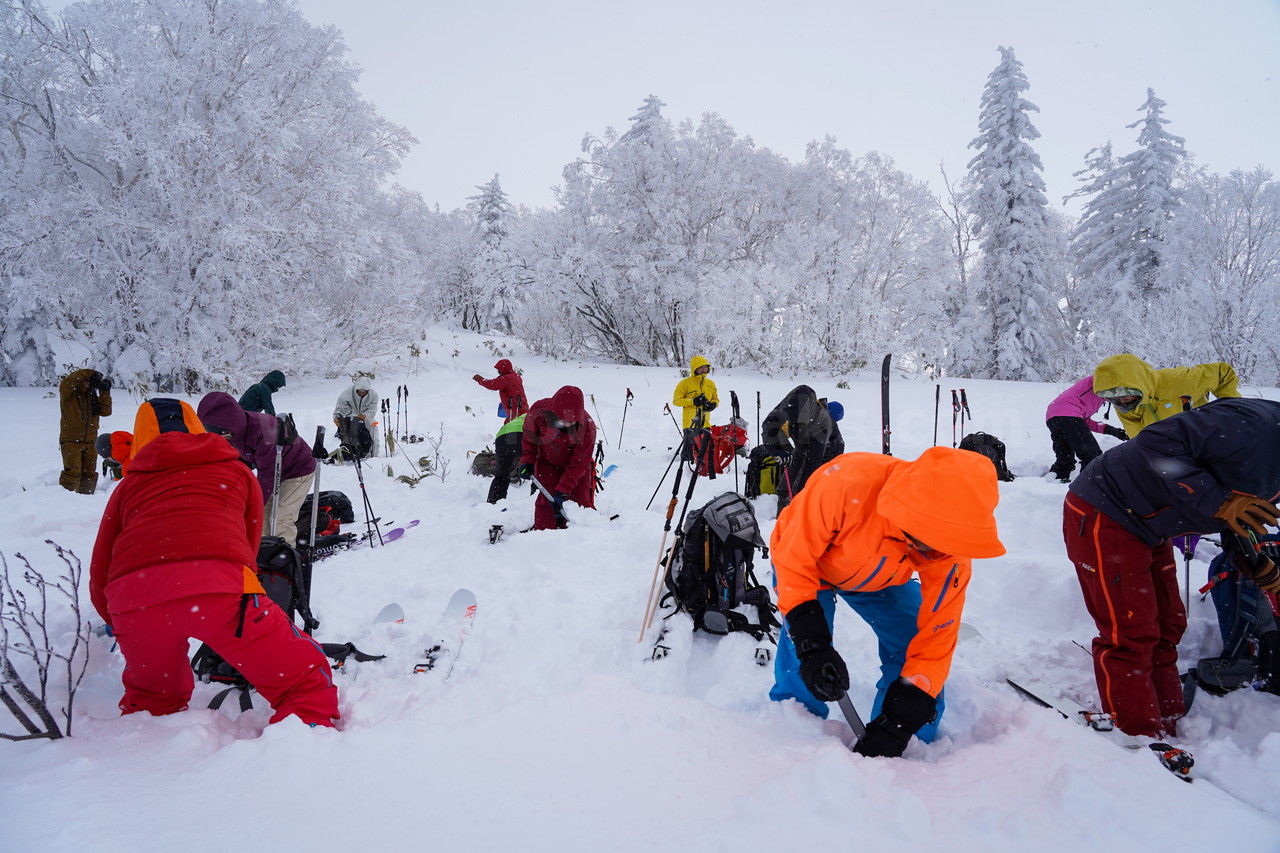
[473,359,529,423]
[518,386,596,530]
[89,398,338,727]
[196,391,316,545]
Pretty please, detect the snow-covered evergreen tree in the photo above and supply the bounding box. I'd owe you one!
[962,46,1069,381]
[466,175,518,333]
[1068,91,1187,362]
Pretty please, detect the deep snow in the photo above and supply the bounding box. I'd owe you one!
[2,328,1279,853]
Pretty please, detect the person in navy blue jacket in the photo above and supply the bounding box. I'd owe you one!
[1064,397,1280,737]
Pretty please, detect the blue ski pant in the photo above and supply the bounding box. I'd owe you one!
[770,581,945,742]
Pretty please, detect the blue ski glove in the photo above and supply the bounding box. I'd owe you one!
[551,492,568,510]
[516,462,534,480]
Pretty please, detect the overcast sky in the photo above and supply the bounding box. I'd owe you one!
[54,0,1280,214]
[285,0,1278,213]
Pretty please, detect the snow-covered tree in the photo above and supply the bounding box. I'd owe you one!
[962,46,1069,381]
[0,0,422,388]
[466,175,518,333]
[1068,91,1187,361]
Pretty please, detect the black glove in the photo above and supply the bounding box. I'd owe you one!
[551,492,568,508]
[774,447,792,464]
[786,599,849,702]
[516,462,534,480]
[1103,424,1127,440]
[854,678,938,758]
[1224,532,1280,594]
[693,394,710,410]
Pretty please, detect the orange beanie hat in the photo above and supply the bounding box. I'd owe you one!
[132,398,205,455]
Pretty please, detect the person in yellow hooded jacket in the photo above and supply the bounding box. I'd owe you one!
[769,447,1005,758]
[1092,353,1239,438]
[672,355,719,430]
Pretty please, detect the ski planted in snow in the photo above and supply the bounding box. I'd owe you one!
[414,588,478,679]
[880,353,892,456]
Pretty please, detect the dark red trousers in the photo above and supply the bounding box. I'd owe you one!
[1063,493,1186,737]
[112,592,339,727]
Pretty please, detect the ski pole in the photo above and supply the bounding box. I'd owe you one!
[396,386,402,441]
[756,391,762,447]
[529,473,569,526]
[641,433,712,638]
[933,385,941,447]
[270,414,296,537]
[951,390,960,448]
[645,445,681,511]
[664,403,682,436]
[308,426,326,554]
[639,453,686,641]
[960,388,970,436]
[590,394,609,446]
[403,385,410,440]
[731,390,741,494]
[618,388,633,448]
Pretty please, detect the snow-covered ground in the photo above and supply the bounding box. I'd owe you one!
[3,328,1279,852]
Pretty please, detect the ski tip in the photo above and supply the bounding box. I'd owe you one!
[373,602,405,624]
[603,464,618,477]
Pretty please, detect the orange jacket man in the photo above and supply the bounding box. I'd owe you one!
[770,447,1004,757]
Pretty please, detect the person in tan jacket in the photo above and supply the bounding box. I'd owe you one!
[59,368,113,493]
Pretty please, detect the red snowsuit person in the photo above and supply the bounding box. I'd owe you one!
[473,359,529,423]
[519,386,596,530]
[89,398,339,727]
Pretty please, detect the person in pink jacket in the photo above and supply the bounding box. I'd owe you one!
[1046,376,1128,482]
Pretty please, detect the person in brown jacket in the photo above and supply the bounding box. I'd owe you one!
[59,368,113,493]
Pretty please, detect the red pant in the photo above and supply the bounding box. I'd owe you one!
[1064,493,1186,736]
[112,592,339,727]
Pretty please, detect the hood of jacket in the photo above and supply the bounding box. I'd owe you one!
[877,447,1005,559]
[127,430,241,475]
[689,355,711,374]
[197,391,249,440]
[494,359,514,375]
[132,398,206,456]
[1093,354,1156,400]
[263,370,286,390]
[546,386,587,425]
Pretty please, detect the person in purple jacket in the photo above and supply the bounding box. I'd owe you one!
[1045,376,1129,482]
[196,392,317,545]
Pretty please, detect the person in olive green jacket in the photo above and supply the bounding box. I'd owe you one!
[672,355,719,430]
[1092,353,1240,438]
[238,370,286,415]
[59,368,113,493]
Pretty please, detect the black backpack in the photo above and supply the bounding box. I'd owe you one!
[744,445,780,497]
[336,416,374,459]
[296,490,355,538]
[959,432,1016,482]
[661,492,779,638]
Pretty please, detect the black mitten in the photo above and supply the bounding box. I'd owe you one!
[787,599,849,702]
[853,678,938,758]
